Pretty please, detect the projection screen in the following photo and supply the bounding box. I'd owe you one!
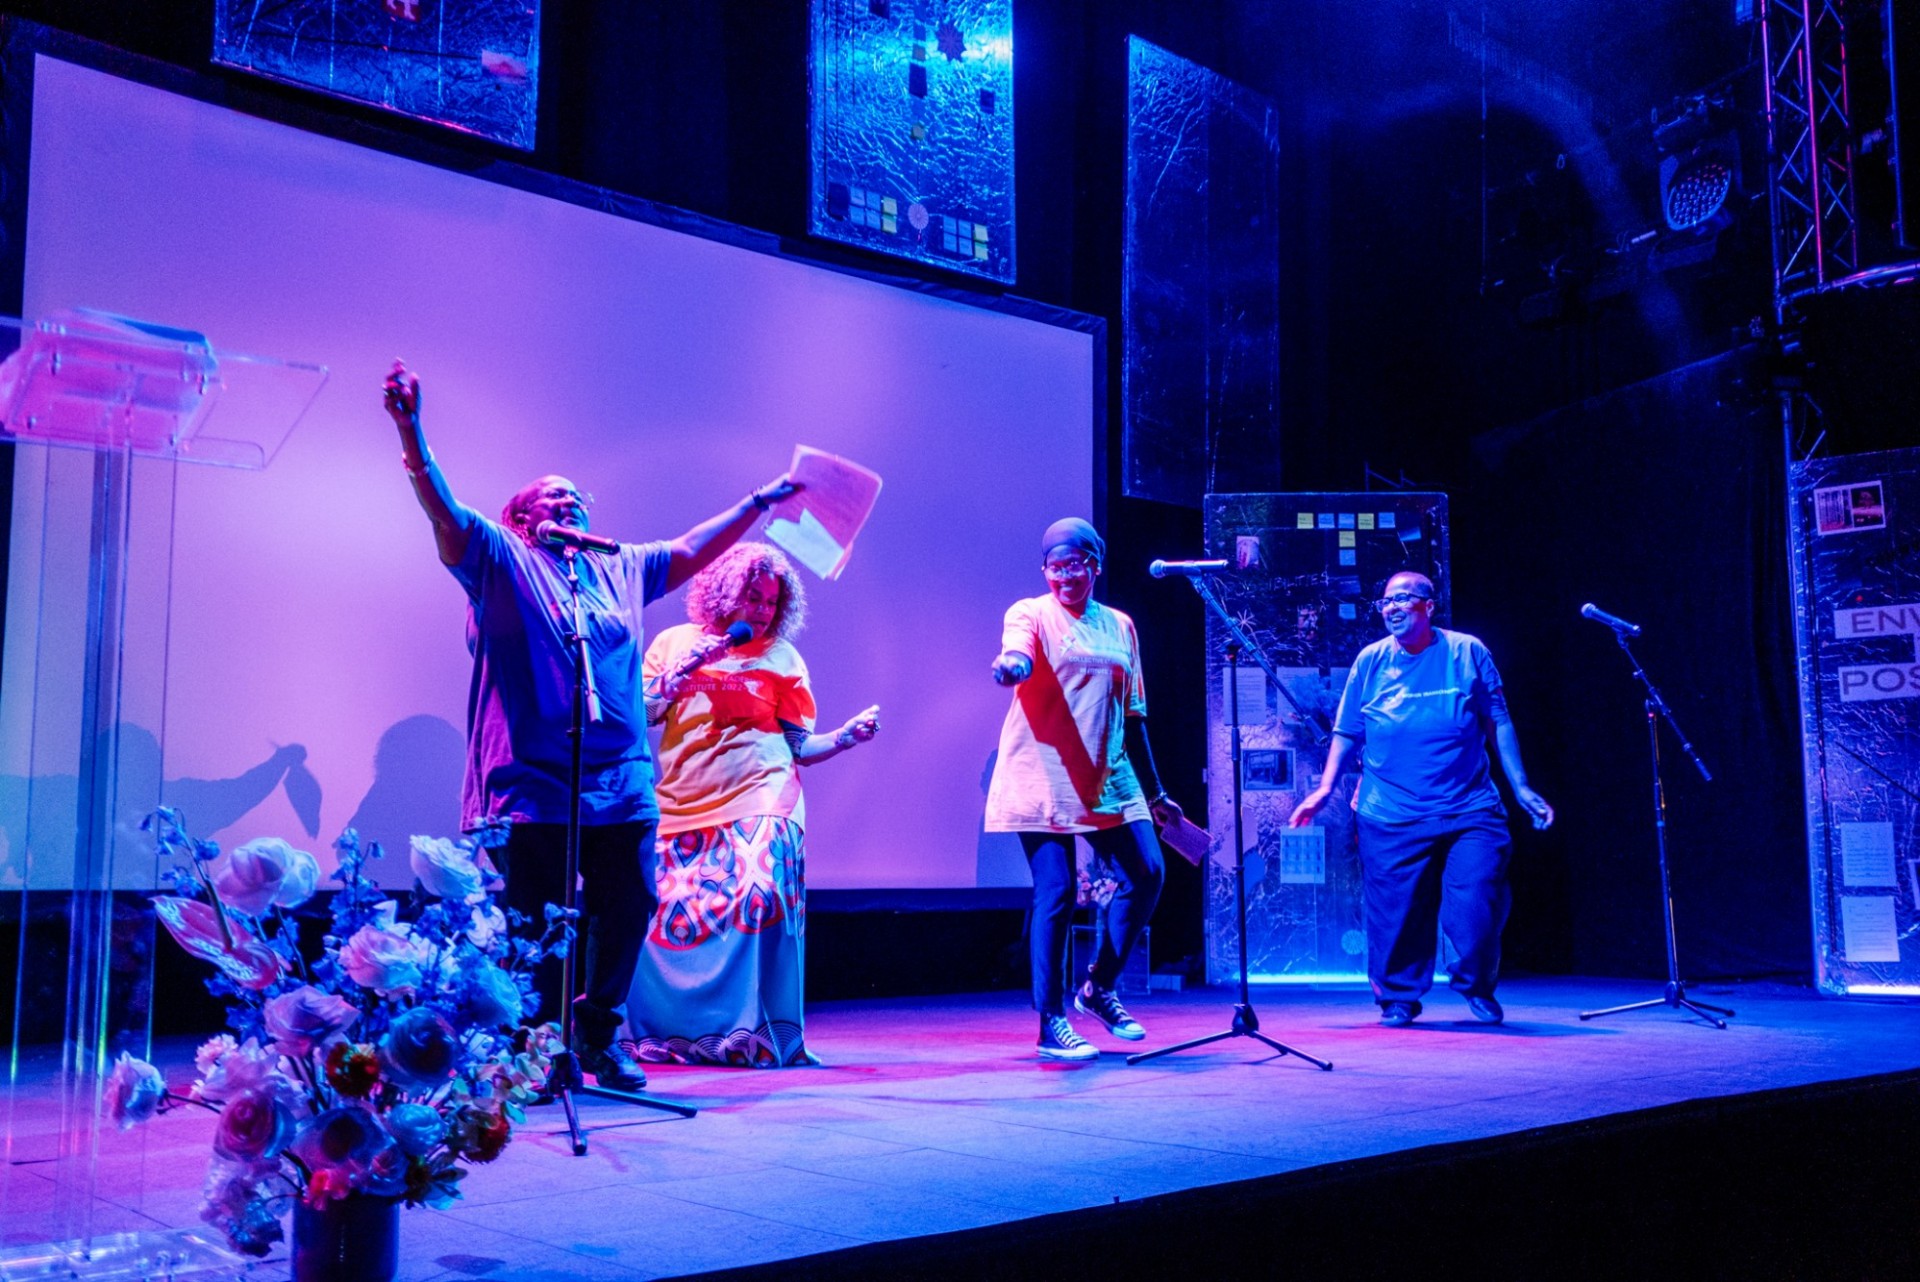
[0,54,1094,891]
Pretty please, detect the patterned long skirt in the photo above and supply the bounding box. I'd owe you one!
[623,814,810,1067]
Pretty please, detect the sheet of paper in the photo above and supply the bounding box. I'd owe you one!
[1222,665,1267,724]
[763,445,882,580]
[1279,826,1326,884]
[1838,821,1898,887]
[1157,815,1210,866]
[1839,895,1901,962]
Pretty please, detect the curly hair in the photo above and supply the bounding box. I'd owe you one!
[684,542,807,640]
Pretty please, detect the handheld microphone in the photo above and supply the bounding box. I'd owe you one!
[1149,559,1230,579]
[534,521,620,555]
[670,620,756,683]
[1580,603,1644,637]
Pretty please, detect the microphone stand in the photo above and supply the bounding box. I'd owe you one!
[545,547,696,1159]
[1129,574,1332,1071]
[1579,631,1732,1029]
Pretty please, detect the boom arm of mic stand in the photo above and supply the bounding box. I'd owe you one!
[1186,576,1330,746]
[1616,635,1710,782]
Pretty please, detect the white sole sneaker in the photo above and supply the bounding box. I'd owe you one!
[1074,991,1146,1041]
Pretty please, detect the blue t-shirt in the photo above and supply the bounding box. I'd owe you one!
[449,517,671,831]
[1332,628,1505,822]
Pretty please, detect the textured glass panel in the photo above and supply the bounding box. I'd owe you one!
[212,0,539,151]
[1123,38,1281,508]
[1790,448,1920,995]
[810,0,1015,283]
[1200,492,1450,985]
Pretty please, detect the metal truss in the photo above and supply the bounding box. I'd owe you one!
[1762,0,1860,302]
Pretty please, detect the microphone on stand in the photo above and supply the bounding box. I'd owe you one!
[1580,603,1644,637]
[1149,559,1231,579]
[535,521,621,555]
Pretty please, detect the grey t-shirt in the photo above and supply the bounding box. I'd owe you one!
[1333,628,1505,822]
[449,517,671,832]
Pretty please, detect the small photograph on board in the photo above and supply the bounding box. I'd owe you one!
[1242,748,1292,791]
[1814,480,1886,535]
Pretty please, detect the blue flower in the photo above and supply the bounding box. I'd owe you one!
[379,1007,457,1090]
[386,1103,444,1158]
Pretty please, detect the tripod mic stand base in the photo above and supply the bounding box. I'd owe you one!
[1126,1003,1333,1070]
[1579,981,1733,1029]
[578,1084,698,1118]
[542,1047,700,1156]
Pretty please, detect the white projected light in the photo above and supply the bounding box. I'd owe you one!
[5,54,1094,892]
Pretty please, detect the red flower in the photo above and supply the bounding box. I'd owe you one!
[153,897,282,990]
[324,1042,382,1098]
[452,1104,512,1164]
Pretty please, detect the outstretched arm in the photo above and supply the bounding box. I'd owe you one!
[384,362,482,566]
[663,475,802,592]
[1485,689,1554,830]
[787,705,881,765]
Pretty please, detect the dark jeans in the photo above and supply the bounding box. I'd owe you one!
[497,820,658,1048]
[1020,821,1165,1016]
[1357,810,1512,1006]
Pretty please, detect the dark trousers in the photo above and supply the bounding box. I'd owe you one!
[1021,821,1165,1016]
[1357,810,1512,1006]
[497,820,658,1048]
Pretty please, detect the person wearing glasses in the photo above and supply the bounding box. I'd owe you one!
[985,518,1182,1062]
[627,542,880,1067]
[382,361,796,1092]
[1289,570,1554,1027]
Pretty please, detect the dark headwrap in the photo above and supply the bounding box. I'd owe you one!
[1040,518,1105,563]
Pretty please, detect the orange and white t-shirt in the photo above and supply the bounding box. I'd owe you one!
[643,623,818,836]
[984,595,1150,833]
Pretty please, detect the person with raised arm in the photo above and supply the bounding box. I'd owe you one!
[382,360,797,1090]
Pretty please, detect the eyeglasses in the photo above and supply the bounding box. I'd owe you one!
[1043,558,1096,579]
[1373,591,1432,612]
[536,485,594,508]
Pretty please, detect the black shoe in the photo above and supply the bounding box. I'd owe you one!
[577,1042,648,1091]
[1466,995,1504,1024]
[1074,980,1146,1040]
[1036,1014,1099,1062]
[1379,1000,1421,1027]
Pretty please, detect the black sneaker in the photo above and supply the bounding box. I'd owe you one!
[1379,1000,1421,1027]
[1466,995,1504,1024]
[577,1042,648,1091]
[1074,980,1146,1040]
[1037,1014,1098,1062]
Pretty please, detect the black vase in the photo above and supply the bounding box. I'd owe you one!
[291,1193,400,1282]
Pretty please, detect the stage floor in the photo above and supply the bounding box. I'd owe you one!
[6,976,1917,1279]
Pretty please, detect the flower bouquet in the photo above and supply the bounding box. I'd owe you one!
[110,809,569,1260]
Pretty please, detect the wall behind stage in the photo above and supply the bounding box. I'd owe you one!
[0,55,1093,890]
[1455,348,1807,981]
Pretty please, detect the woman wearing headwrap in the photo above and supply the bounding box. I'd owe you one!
[986,519,1181,1061]
[625,542,880,1067]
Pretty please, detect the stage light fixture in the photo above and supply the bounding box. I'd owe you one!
[1662,152,1735,230]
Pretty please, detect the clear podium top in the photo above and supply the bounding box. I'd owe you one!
[0,309,327,470]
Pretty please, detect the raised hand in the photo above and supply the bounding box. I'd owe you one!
[382,360,420,429]
[750,474,802,510]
